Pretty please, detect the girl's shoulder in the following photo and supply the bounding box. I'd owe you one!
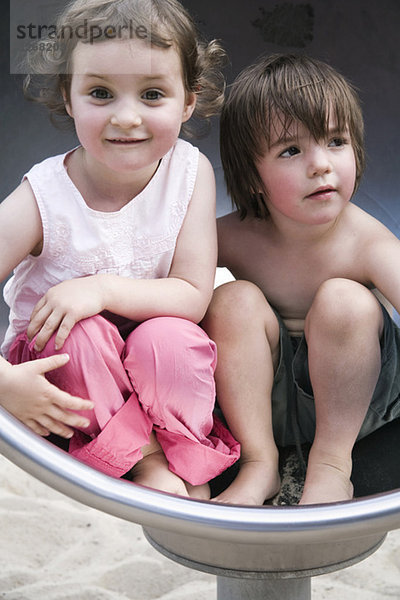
[24,148,76,178]
[22,149,78,201]
[173,138,198,153]
[159,139,200,199]
[167,138,199,166]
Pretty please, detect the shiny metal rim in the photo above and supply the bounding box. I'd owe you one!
[1,406,399,544]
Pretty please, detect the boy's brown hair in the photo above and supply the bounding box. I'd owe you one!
[220,53,365,219]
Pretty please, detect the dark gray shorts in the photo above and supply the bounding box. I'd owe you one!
[271,304,400,447]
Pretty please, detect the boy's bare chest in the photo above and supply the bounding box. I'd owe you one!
[240,255,331,315]
[228,234,363,322]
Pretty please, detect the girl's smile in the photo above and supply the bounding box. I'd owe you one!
[63,37,196,200]
[106,137,148,145]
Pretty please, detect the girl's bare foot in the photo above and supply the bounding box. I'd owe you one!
[133,433,212,499]
[299,450,353,505]
[212,457,281,505]
[185,482,211,500]
[132,432,189,496]
[132,449,190,496]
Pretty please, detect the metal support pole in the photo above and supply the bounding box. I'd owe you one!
[217,575,311,600]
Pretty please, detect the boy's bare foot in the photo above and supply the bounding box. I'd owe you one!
[212,458,281,505]
[299,451,353,505]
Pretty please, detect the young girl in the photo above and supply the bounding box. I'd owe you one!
[0,0,239,498]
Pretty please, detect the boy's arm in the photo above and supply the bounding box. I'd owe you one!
[363,229,400,313]
[28,153,218,350]
[216,211,242,269]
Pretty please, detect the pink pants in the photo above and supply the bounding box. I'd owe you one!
[8,316,240,485]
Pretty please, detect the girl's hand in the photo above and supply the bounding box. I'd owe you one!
[0,354,94,438]
[27,276,105,351]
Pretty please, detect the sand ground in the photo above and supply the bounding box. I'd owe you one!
[0,454,399,600]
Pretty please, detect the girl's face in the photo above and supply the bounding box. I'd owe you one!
[64,37,196,180]
[256,117,357,228]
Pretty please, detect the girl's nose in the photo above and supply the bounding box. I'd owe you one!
[110,101,142,129]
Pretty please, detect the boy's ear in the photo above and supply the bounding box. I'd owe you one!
[182,92,197,123]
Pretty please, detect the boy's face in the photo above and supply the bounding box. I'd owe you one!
[256,117,357,227]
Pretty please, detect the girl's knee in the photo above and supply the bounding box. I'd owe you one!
[124,318,217,413]
[125,317,216,370]
[127,316,206,345]
[39,314,124,359]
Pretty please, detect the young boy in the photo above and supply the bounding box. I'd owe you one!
[202,53,400,505]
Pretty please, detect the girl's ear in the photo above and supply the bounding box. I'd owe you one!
[181,92,197,123]
[62,87,73,118]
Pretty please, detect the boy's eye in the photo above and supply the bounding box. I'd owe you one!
[90,88,112,100]
[328,137,347,147]
[142,89,163,101]
[280,146,300,158]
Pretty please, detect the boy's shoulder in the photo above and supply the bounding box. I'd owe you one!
[217,210,241,228]
[217,211,269,268]
[344,202,395,241]
[217,210,263,233]
[217,210,262,246]
[218,204,394,240]
[338,204,400,279]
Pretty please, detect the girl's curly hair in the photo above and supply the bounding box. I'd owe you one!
[23,0,226,137]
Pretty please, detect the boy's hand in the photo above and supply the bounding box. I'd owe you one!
[0,354,94,438]
[27,276,105,351]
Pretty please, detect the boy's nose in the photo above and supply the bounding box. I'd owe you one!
[308,147,332,177]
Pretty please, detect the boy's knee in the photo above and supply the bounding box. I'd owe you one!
[203,280,279,350]
[206,280,269,321]
[307,278,381,334]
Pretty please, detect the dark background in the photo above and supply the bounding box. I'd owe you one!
[1,0,400,331]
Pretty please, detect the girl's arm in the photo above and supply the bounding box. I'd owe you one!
[29,153,218,351]
[0,181,94,437]
[0,353,93,437]
[0,180,44,281]
[101,152,218,320]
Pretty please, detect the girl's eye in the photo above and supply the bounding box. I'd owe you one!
[142,90,163,101]
[90,88,112,100]
[280,146,300,158]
